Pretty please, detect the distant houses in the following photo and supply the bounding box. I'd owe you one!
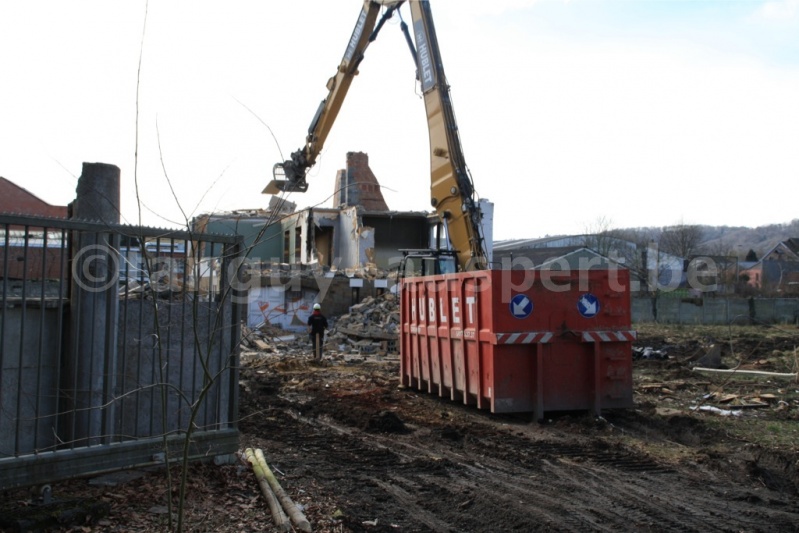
[740,239,799,295]
[493,234,799,296]
[492,235,683,294]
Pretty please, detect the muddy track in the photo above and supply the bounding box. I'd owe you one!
[4,326,797,532]
[239,361,799,533]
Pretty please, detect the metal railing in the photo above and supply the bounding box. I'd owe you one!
[0,214,244,490]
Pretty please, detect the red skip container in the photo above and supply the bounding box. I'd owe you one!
[399,269,635,418]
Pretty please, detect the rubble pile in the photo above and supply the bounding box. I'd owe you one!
[239,293,402,361]
[333,293,399,339]
[632,346,670,360]
[239,323,326,365]
[328,293,400,355]
[240,323,293,354]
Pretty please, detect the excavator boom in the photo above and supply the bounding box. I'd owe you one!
[267,0,487,272]
[265,0,400,194]
[405,0,485,271]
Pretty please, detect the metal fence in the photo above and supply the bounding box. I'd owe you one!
[632,295,799,325]
[0,214,244,490]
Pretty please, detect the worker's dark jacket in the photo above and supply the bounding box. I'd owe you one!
[307,311,328,337]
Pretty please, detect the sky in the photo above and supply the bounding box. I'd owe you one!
[1,0,798,241]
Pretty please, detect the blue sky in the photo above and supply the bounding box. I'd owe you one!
[1,0,797,240]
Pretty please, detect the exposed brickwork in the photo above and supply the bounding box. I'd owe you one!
[0,247,67,280]
[0,177,68,218]
[332,152,389,211]
[0,177,69,280]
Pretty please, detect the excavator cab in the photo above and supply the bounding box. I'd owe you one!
[399,249,458,279]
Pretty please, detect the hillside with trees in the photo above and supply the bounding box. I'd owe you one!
[585,219,799,261]
[697,219,799,259]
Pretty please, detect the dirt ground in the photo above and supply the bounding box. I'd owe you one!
[3,323,799,532]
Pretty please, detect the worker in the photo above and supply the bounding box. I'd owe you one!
[307,302,328,360]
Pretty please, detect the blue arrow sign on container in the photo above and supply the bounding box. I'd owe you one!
[577,293,600,318]
[510,294,533,319]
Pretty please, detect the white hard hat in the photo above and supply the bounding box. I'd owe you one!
[313,303,321,310]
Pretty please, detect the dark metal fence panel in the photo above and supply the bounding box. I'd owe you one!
[115,299,235,439]
[632,295,799,324]
[1,218,69,463]
[0,214,244,491]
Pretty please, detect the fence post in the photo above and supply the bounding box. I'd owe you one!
[65,162,121,446]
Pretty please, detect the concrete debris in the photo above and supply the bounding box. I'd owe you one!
[241,323,298,354]
[329,294,400,350]
[118,279,186,300]
[692,405,743,417]
[240,293,401,361]
[632,346,669,360]
[249,263,395,283]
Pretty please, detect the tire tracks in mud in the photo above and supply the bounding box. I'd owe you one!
[255,402,799,532]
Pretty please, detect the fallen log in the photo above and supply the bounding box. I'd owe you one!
[255,448,312,533]
[245,448,290,532]
[693,367,798,379]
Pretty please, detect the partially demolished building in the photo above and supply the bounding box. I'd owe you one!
[193,152,433,275]
[192,152,478,330]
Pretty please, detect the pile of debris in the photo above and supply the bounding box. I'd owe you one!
[239,293,401,360]
[632,346,670,361]
[328,293,400,355]
[240,323,299,354]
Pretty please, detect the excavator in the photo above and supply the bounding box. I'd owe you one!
[264,0,488,274]
[266,1,635,417]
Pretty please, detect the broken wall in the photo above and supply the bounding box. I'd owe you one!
[337,207,368,271]
[479,198,494,263]
[197,215,283,262]
[302,209,339,268]
[363,215,428,270]
[247,285,318,330]
[301,208,433,273]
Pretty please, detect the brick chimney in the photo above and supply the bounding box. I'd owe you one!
[333,152,389,211]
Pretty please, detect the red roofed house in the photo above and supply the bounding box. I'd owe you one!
[0,177,69,280]
[0,177,68,218]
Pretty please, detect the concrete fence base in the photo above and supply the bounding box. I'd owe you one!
[632,296,799,325]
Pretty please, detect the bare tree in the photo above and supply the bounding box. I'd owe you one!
[613,227,660,292]
[702,237,731,257]
[582,216,622,257]
[697,236,742,294]
[659,221,704,258]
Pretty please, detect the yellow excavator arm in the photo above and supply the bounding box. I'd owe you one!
[266,0,487,272]
[265,0,401,194]
[405,0,486,271]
